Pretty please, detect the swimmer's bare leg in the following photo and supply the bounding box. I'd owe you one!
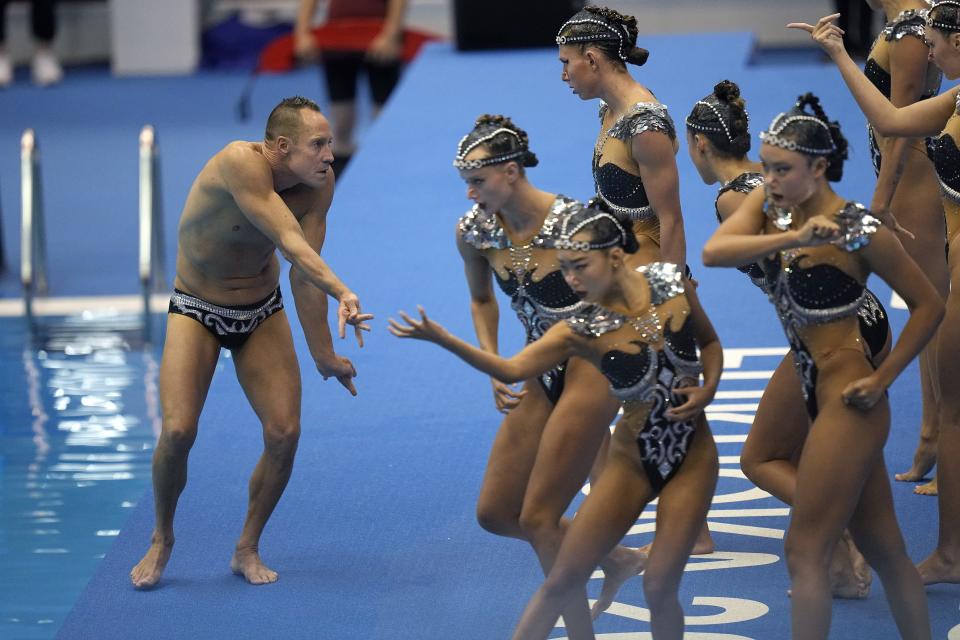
[131,315,220,589]
[230,312,301,585]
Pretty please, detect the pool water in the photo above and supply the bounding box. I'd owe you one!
[0,312,163,639]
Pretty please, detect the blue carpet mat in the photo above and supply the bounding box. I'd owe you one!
[44,33,960,639]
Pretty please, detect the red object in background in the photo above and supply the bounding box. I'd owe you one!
[236,18,439,120]
[256,18,438,73]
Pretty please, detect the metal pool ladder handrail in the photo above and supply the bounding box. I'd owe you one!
[21,128,48,326]
[139,125,166,333]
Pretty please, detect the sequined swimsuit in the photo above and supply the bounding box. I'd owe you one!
[459,195,585,403]
[718,173,889,357]
[594,101,677,244]
[761,203,883,419]
[926,91,960,206]
[717,172,767,288]
[865,8,941,174]
[566,263,701,493]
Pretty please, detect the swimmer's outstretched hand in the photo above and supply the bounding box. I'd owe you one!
[388,306,449,344]
[787,14,847,59]
[338,291,374,347]
[316,354,359,396]
[841,375,885,411]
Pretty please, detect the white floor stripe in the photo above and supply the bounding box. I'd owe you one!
[890,291,907,310]
[720,370,775,380]
[706,403,759,412]
[713,390,764,399]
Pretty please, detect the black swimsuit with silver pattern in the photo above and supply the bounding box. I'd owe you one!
[566,263,701,493]
[459,195,584,403]
[717,172,766,288]
[593,102,677,221]
[865,8,941,174]
[761,203,882,419]
[719,173,889,358]
[926,92,960,205]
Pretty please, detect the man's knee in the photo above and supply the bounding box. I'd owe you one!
[159,419,198,454]
[263,420,300,455]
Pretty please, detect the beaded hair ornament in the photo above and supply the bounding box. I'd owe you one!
[452,128,527,170]
[555,16,630,61]
[759,113,836,155]
[929,1,960,30]
[685,100,748,144]
[555,207,629,251]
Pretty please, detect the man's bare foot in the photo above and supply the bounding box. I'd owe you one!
[918,550,960,585]
[592,546,647,619]
[829,533,871,599]
[894,439,936,482]
[638,523,714,556]
[230,547,278,585]
[914,478,938,496]
[130,535,174,589]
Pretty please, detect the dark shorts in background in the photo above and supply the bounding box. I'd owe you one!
[323,50,401,104]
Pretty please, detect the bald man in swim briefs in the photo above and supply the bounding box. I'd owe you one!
[130,96,371,588]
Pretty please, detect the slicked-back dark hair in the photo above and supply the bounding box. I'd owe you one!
[556,6,649,68]
[265,96,322,143]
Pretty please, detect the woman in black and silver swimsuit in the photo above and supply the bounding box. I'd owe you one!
[391,203,721,640]
[451,115,644,639]
[703,94,942,640]
[863,0,947,492]
[556,5,687,271]
[687,80,888,598]
[794,2,960,590]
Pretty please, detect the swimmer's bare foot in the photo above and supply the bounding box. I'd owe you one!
[914,478,938,496]
[230,546,278,585]
[894,438,936,483]
[592,546,647,619]
[918,550,960,585]
[639,523,714,556]
[130,534,173,589]
[829,532,871,599]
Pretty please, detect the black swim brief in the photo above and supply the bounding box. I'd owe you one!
[168,287,284,350]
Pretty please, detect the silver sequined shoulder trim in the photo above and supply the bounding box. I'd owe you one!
[638,262,685,304]
[608,102,676,142]
[458,204,509,250]
[719,172,763,197]
[458,196,583,250]
[882,8,929,42]
[565,304,626,338]
[765,203,792,231]
[833,202,881,252]
[598,101,610,122]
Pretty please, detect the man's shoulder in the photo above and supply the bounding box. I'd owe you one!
[215,140,267,171]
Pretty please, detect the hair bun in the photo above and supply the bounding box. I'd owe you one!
[475,114,507,128]
[627,47,649,66]
[714,80,740,104]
